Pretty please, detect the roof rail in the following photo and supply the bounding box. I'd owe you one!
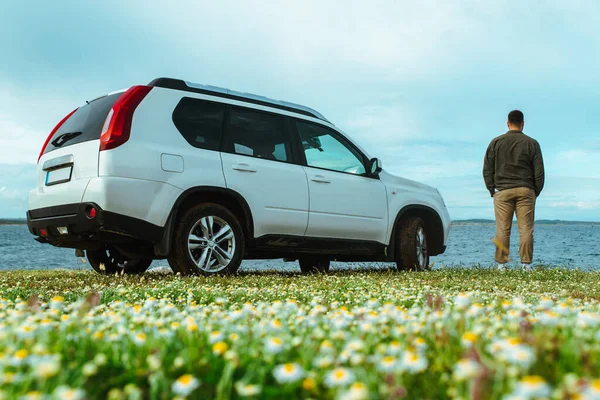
[148,77,328,122]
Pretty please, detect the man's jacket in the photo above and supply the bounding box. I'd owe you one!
[483,130,545,197]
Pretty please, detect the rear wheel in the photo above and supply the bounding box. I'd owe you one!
[168,203,245,276]
[396,216,429,271]
[87,248,152,275]
[299,257,330,274]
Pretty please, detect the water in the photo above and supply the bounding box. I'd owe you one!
[0,224,598,271]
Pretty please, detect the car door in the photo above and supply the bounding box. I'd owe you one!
[221,106,309,238]
[294,120,388,243]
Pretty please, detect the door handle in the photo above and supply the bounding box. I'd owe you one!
[232,163,257,173]
[310,175,330,183]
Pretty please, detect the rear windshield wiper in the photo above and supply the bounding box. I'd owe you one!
[51,131,82,148]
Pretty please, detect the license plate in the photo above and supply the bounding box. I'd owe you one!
[45,166,73,186]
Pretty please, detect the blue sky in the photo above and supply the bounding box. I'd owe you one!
[1,1,599,221]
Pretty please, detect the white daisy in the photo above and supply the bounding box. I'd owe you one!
[172,374,200,397]
[235,382,262,397]
[581,379,600,399]
[264,337,285,354]
[52,386,85,400]
[132,332,147,346]
[208,330,224,344]
[324,367,356,387]
[340,382,369,400]
[513,376,551,398]
[273,363,304,384]
[33,356,60,379]
[377,356,399,373]
[453,358,481,381]
[401,350,428,374]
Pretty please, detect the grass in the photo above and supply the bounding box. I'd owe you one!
[1,267,600,399]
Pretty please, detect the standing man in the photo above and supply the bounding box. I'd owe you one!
[483,110,545,270]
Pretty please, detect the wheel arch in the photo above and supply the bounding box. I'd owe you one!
[388,205,445,258]
[153,186,254,257]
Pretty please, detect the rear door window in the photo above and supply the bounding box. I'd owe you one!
[228,107,290,162]
[172,98,226,151]
[43,92,121,155]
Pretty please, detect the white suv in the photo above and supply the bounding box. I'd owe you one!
[27,77,451,275]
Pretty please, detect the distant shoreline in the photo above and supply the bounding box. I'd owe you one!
[2,218,599,226]
[453,219,600,226]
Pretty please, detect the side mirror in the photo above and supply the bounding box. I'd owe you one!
[369,158,382,176]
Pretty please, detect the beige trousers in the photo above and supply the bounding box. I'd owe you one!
[493,187,536,264]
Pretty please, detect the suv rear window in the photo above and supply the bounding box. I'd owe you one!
[172,98,226,151]
[229,107,290,162]
[43,92,121,155]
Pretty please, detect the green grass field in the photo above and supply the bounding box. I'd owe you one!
[1,267,599,399]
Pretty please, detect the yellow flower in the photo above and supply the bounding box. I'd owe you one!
[302,377,316,391]
[15,349,29,359]
[212,341,228,355]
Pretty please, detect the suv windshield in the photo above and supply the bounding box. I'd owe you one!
[43,92,121,155]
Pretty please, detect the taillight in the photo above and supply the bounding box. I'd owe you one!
[38,108,78,163]
[99,85,152,151]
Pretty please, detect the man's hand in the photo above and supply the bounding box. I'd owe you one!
[490,190,495,198]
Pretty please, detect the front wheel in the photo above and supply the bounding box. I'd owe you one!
[299,257,330,274]
[396,216,430,271]
[87,248,152,275]
[167,203,245,276]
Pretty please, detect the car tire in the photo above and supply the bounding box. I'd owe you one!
[396,216,430,271]
[87,248,152,275]
[168,203,245,276]
[299,257,330,274]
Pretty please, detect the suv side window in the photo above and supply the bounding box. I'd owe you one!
[172,98,226,151]
[295,120,366,175]
[229,107,290,162]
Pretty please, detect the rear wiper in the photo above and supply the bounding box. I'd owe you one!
[51,131,82,148]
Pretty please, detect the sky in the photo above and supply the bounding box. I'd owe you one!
[1,1,599,221]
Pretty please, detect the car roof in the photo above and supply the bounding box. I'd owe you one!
[148,77,329,123]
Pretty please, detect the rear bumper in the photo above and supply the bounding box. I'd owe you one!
[27,203,164,249]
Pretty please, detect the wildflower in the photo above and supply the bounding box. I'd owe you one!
[453,359,481,381]
[303,377,316,391]
[82,362,98,376]
[212,341,228,355]
[413,337,427,351]
[377,356,398,373]
[581,379,600,399]
[388,340,402,355]
[461,332,478,347]
[324,367,355,387]
[341,382,369,400]
[208,330,224,344]
[401,350,428,373]
[537,311,560,327]
[94,353,108,366]
[235,382,262,397]
[269,319,284,331]
[454,292,473,308]
[513,376,551,398]
[264,337,285,354]
[172,375,200,397]
[133,332,147,345]
[12,349,29,366]
[273,363,304,384]
[506,345,536,369]
[20,391,44,400]
[315,356,334,368]
[53,386,86,400]
[34,357,60,379]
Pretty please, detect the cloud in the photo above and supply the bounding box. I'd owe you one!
[550,201,600,210]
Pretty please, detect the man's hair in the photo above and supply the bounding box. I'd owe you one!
[508,110,524,126]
